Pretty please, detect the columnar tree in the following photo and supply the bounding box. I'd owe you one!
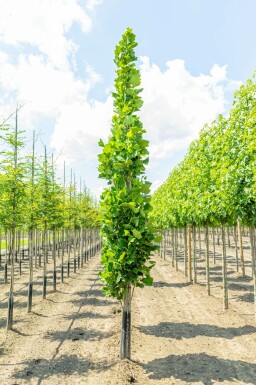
[98,28,158,359]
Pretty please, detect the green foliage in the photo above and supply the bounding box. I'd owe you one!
[98,28,158,301]
[0,120,100,235]
[151,72,256,228]
[0,121,27,230]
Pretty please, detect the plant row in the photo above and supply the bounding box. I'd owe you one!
[0,110,100,330]
[159,225,256,315]
[0,227,101,329]
[151,72,256,227]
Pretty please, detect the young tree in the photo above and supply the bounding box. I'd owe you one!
[27,131,37,312]
[1,109,27,329]
[98,28,158,359]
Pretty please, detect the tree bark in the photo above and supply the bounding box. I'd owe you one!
[192,226,197,284]
[221,224,228,310]
[237,221,245,277]
[205,224,210,295]
[120,284,131,359]
[233,226,239,273]
[187,225,192,282]
[183,226,188,277]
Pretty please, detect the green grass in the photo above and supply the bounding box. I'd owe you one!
[0,238,29,250]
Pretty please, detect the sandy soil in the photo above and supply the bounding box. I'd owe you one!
[0,246,256,385]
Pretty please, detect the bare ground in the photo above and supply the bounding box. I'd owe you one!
[0,247,256,385]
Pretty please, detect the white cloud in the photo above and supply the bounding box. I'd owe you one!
[50,96,113,164]
[85,64,102,88]
[0,53,96,127]
[0,0,241,195]
[139,57,241,159]
[210,63,227,82]
[0,0,93,69]
[1,54,238,176]
[0,0,106,164]
[48,57,241,171]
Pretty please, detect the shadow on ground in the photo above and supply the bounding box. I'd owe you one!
[64,311,110,321]
[13,354,112,385]
[44,327,113,342]
[139,322,256,340]
[75,289,105,297]
[239,292,254,303]
[72,297,111,307]
[153,281,191,288]
[141,353,256,385]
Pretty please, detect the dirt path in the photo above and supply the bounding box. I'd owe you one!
[1,254,256,384]
[0,256,120,385]
[132,257,256,384]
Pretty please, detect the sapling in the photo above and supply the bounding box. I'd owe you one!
[98,28,158,359]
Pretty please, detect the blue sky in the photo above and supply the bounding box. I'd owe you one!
[0,0,255,196]
[81,0,256,89]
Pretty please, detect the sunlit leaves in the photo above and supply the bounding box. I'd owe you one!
[98,28,157,300]
[0,122,100,234]
[151,73,256,228]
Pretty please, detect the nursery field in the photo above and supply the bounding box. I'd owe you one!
[1,238,256,385]
[0,22,256,385]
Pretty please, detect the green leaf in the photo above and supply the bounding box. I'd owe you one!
[108,263,113,272]
[142,276,153,286]
[132,229,142,239]
[119,252,126,261]
[98,139,105,147]
[130,73,141,87]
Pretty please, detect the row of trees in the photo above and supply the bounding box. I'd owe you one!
[159,225,255,310]
[151,72,256,313]
[0,113,99,234]
[0,110,100,329]
[151,72,256,229]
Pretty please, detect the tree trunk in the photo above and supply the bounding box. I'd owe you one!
[6,227,15,330]
[175,228,178,271]
[187,225,192,282]
[183,226,187,277]
[237,221,245,277]
[221,224,228,310]
[43,226,47,299]
[205,224,210,295]
[120,284,131,359]
[163,229,166,260]
[249,227,256,320]
[212,227,216,264]
[27,229,34,313]
[198,227,201,259]
[53,229,57,291]
[192,226,197,284]
[233,226,239,273]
